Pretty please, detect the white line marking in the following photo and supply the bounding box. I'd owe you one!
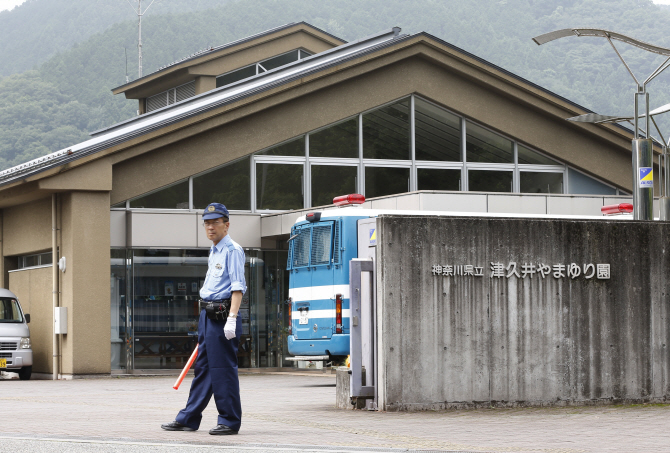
[289,285,350,302]
[0,435,379,452]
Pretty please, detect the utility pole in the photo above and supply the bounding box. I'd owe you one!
[126,0,160,78]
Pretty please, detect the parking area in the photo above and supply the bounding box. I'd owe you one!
[1,372,669,452]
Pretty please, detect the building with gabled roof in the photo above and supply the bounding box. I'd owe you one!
[0,23,650,376]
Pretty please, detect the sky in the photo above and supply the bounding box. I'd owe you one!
[0,0,26,12]
[1,0,670,11]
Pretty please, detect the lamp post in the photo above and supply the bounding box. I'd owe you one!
[533,29,670,220]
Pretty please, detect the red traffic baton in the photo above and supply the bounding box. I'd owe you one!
[173,344,198,390]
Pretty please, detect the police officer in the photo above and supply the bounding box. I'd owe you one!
[161,203,246,435]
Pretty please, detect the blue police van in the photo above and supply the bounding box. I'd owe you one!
[286,194,369,361]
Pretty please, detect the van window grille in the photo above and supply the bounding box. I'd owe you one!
[292,228,310,268]
[310,225,332,266]
[333,220,340,264]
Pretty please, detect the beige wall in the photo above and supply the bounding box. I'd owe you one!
[111,51,632,205]
[8,266,53,373]
[60,191,111,374]
[3,197,52,256]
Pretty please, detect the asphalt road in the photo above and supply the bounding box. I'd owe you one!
[1,371,669,452]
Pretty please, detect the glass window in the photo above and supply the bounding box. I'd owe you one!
[111,248,128,370]
[22,255,38,268]
[257,137,305,156]
[0,298,23,323]
[466,122,513,163]
[415,98,461,161]
[256,163,303,210]
[309,118,358,158]
[261,50,300,71]
[568,168,616,195]
[518,145,560,165]
[520,172,564,194]
[311,165,357,207]
[131,249,209,369]
[216,64,257,88]
[363,98,411,160]
[111,201,126,208]
[40,252,53,266]
[417,168,461,191]
[193,157,251,210]
[468,170,513,192]
[365,166,410,198]
[129,180,189,209]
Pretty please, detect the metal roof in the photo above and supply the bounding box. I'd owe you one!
[112,22,347,93]
[0,27,633,189]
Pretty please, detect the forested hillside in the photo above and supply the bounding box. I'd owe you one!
[2,0,670,170]
[0,0,232,77]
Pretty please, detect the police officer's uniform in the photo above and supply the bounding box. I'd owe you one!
[161,203,246,435]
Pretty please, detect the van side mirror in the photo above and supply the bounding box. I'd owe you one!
[24,314,30,324]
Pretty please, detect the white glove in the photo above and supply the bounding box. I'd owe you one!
[224,317,236,340]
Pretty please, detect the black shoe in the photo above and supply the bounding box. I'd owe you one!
[161,421,195,431]
[209,424,238,435]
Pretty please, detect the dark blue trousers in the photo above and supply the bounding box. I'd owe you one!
[175,310,242,431]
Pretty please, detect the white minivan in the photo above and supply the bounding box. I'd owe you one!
[0,289,32,380]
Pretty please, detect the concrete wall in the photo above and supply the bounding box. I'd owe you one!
[8,266,53,373]
[116,211,261,248]
[260,192,636,238]
[376,215,670,410]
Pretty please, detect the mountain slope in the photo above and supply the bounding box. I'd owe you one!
[2,0,670,171]
[0,0,232,77]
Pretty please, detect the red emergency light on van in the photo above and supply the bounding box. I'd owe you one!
[333,194,365,206]
[601,203,633,215]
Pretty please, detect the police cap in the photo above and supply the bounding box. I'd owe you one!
[202,202,229,220]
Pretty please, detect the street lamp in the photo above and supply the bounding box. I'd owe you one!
[533,28,670,220]
[567,103,670,220]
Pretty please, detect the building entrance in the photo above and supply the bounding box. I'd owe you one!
[110,248,289,371]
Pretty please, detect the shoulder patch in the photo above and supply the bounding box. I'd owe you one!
[226,242,236,252]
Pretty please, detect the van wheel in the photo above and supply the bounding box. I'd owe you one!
[18,366,31,380]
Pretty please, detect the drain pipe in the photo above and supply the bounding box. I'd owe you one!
[52,194,58,380]
[660,147,670,220]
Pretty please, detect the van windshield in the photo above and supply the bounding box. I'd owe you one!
[0,298,23,323]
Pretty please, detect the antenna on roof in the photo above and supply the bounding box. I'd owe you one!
[125,0,162,78]
[124,47,129,83]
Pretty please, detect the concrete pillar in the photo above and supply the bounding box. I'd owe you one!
[59,191,111,375]
[195,76,217,95]
[0,210,4,289]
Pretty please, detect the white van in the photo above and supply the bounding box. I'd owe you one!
[0,289,32,380]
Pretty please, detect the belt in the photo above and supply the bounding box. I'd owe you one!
[199,299,231,310]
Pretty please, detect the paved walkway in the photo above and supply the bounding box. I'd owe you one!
[1,372,669,452]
